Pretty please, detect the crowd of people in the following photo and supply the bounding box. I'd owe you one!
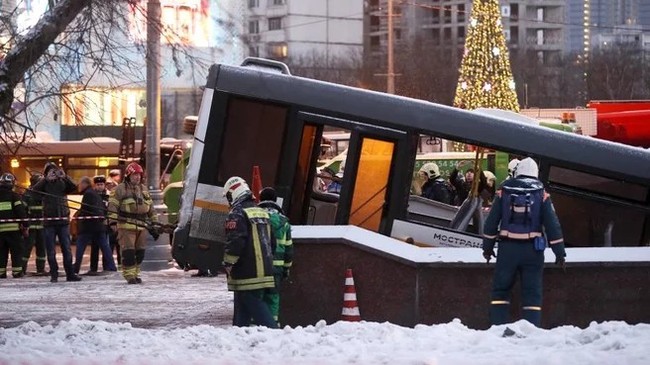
[0,161,155,284]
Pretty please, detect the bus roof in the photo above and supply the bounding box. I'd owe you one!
[207,63,650,183]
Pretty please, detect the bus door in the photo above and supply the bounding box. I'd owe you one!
[290,112,412,235]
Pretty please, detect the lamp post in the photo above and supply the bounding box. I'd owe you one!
[146,0,162,204]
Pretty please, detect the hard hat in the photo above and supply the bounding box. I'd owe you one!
[223,176,251,205]
[0,173,16,188]
[483,170,496,183]
[259,187,277,202]
[515,158,539,178]
[419,162,441,179]
[125,162,144,177]
[30,173,43,186]
[507,159,520,176]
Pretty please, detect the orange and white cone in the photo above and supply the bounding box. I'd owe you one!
[341,268,361,321]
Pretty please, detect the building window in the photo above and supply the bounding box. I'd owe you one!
[510,4,519,20]
[272,0,285,5]
[510,26,518,44]
[268,17,282,31]
[249,20,259,34]
[443,27,451,43]
[395,28,402,40]
[248,0,258,8]
[268,42,288,59]
[432,9,440,23]
[457,4,465,23]
[431,28,440,45]
[457,26,465,42]
[443,6,452,24]
[370,35,380,47]
[248,46,259,57]
[60,86,146,126]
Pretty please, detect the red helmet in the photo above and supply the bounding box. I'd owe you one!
[125,162,144,177]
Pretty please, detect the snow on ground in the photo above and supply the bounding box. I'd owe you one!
[0,319,649,365]
[0,268,232,329]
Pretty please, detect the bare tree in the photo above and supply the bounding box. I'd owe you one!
[0,0,218,154]
[284,49,365,87]
[588,43,649,100]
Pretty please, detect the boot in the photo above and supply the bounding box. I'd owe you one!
[121,249,137,283]
[66,274,83,282]
[13,272,24,279]
[50,276,58,283]
[127,278,139,285]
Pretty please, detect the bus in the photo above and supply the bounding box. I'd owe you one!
[172,58,650,272]
[0,137,190,188]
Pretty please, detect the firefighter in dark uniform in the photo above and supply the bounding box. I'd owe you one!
[482,158,566,327]
[0,173,28,278]
[22,173,47,275]
[222,177,278,328]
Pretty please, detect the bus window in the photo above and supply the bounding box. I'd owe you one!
[217,97,288,185]
[290,124,318,223]
[547,166,649,246]
[349,138,395,231]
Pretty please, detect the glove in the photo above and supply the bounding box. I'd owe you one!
[282,268,290,281]
[223,263,233,277]
[483,249,496,263]
[555,256,567,272]
[147,225,160,240]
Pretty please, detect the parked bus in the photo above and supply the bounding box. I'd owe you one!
[172,58,650,273]
[0,137,189,188]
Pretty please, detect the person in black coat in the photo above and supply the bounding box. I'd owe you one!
[73,177,117,274]
[32,162,81,282]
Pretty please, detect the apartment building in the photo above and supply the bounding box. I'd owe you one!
[244,0,364,62]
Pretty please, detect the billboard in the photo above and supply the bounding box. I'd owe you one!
[130,0,212,47]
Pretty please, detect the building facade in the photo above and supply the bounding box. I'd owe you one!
[13,0,244,141]
[244,0,364,63]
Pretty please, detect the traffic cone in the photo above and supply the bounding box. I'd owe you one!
[341,268,361,321]
[251,165,263,203]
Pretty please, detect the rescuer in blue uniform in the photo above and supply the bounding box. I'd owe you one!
[482,158,566,327]
[222,177,278,328]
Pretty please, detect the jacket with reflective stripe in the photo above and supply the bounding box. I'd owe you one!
[258,200,294,271]
[224,199,276,291]
[0,188,27,233]
[108,182,155,230]
[482,176,564,251]
[23,187,44,230]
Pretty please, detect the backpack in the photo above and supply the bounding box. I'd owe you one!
[500,184,543,235]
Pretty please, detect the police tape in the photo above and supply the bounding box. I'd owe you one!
[0,216,108,223]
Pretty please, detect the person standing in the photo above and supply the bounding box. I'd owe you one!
[222,177,277,328]
[419,162,453,204]
[22,173,47,275]
[87,175,116,274]
[482,158,566,327]
[0,173,28,279]
[74,177,117,275]
[32,162,81,283]
[258,187,294,324]
[108,162,156,284]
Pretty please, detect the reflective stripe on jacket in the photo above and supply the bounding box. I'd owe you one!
[108,182,155,230]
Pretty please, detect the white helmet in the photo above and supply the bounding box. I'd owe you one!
[419,162,441,179]
[483,170,496,187]
[223,176,251,205]
[515,158,539,178]
[508,159,520,177]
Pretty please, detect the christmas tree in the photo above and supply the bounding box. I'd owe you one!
[454,0,519,112]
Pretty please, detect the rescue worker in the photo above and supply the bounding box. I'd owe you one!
[419,162,453,204]
[32,162,81,282]
[222,177,277,328]
[22,173,47,275]
[327,160,345,194]
[450,160,489,206]
[258,187,294,324]
[74,177,117,274]
[0,173,28,278]
[108,162,156,284]
[507,159,520,179]
[88,175,116,274]
[107,169,121,192]
[482,158,566,327]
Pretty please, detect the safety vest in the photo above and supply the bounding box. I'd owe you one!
[0,200,22,233]
[499,182,544,240]
[109,183,153,230]
[267,210,292,268]
[225,206,275,291]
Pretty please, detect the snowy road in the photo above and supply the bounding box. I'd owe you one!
[0,269,233,329]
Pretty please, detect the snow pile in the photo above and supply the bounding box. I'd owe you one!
[1,319,649,365]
